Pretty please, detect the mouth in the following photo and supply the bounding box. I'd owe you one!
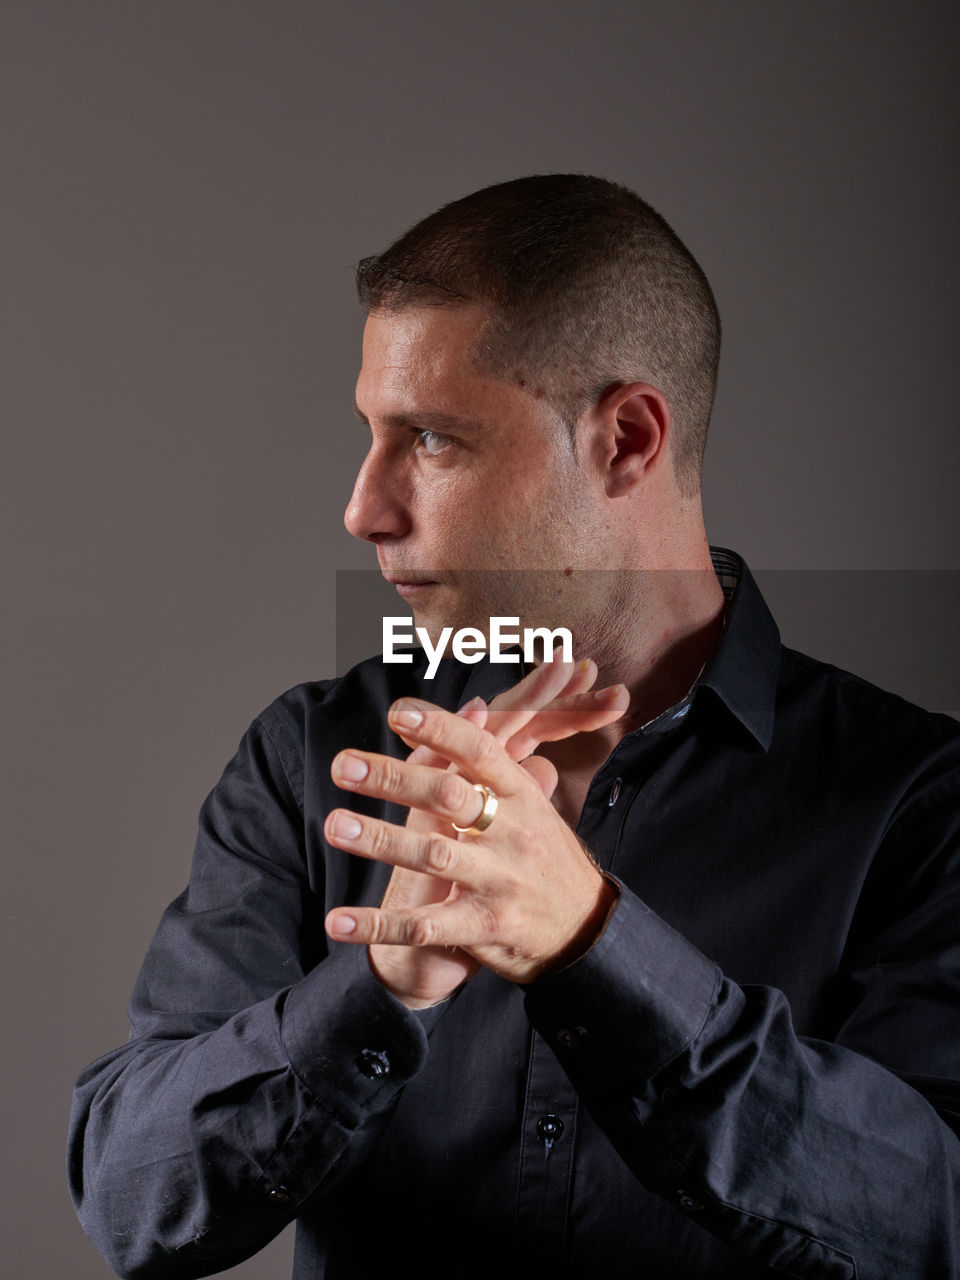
[381,570,442,597]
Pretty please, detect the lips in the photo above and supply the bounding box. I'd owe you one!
[381,570,440,587]
[379,571,442,600]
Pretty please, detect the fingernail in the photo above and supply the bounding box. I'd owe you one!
[332,813,363,839]
[330,913,357,936]
[392,700,424,728]
[336,753,369,782]
[458,696,483,715]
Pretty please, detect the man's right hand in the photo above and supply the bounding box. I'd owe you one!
[331,659,628,1008]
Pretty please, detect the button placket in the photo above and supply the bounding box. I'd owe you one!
[556,1026,587,1049]
[515,1032,578,1252]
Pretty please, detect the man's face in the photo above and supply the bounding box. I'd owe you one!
[347,304,609,640]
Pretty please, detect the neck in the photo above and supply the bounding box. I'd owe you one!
[540,551,727,772]
[607,579,726,730]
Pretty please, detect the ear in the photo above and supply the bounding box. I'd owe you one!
[592,382,670,498]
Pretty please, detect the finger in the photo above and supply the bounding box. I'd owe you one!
[483,658,600,753]
[401,695,487,763]
[553,658,599,698]
[483,660,576,742]
[481,658,581,746]
[406,696,488,771]
[391,663,572,757]
[379,863,453,911]
[324,807,485,887]
[505,684,630,759]
[388,698,522,795]
[331,749,490,829]
[519,753,559,800]
[459,696,489,728]
[325,897,484,948]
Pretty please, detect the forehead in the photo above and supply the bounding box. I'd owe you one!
[356,304,518,421]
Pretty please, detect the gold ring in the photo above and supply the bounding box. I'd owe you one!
[452,783,499,835]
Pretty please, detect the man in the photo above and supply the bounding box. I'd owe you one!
[70,175,960,1278]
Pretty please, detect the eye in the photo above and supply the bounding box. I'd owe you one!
[416,429,450,456]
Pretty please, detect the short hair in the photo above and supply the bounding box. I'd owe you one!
[355,174,721,496]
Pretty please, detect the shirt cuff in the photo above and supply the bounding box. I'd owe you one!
[280,943,435,1121]
[523,877,722,1079]
[408,982,469,1033]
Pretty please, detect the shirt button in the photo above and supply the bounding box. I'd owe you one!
[357,1048,391,1078]
[536,1114,564,1142]
[266,1186,291,1204]
[677,1189,704,1214]
[607,776,622,807]
[556,1026,587,1048]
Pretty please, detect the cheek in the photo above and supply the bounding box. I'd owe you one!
[427,474,484,524]
[410,478,487,557]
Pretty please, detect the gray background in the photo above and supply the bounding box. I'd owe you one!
[1,2,957,1276]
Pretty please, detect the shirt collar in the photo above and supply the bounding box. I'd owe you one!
[460,546,781,753]
[695,546,780,752]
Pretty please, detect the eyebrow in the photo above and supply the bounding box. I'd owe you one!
[352,403,486,434]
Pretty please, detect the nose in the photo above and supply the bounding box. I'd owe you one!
[344,446,412,544]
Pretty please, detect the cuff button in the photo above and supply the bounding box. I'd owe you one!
[357,1047,391,1078]
[266,1186,291,1204]
[677,1190,704,1214]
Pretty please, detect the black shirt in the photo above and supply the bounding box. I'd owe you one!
[69,551,960,1279]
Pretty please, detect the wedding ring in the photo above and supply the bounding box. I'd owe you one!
[452,783,499,835]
